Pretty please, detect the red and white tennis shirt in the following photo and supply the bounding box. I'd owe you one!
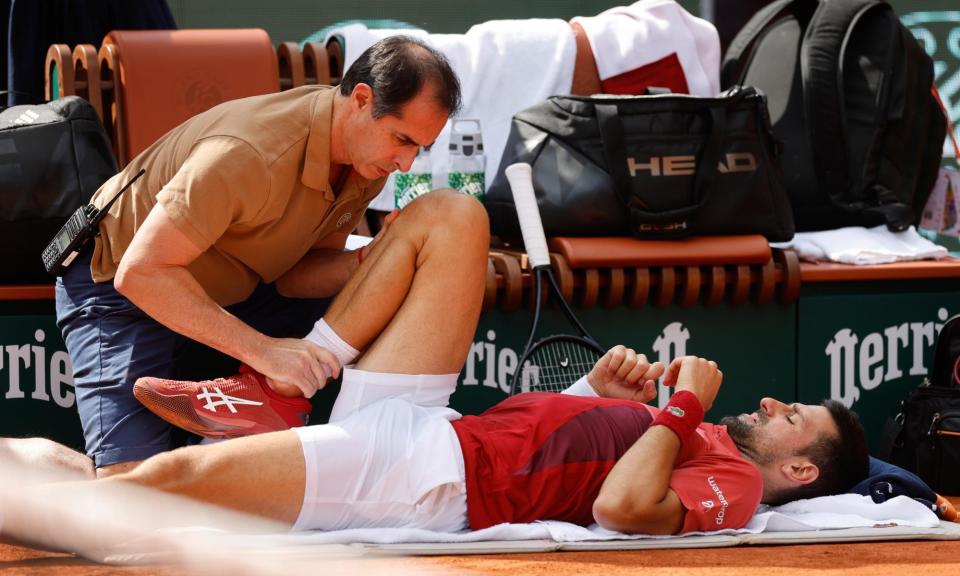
[451,392,762,532]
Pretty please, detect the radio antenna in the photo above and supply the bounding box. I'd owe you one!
[91,168,146,226]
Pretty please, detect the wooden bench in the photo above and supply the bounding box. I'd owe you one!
[799,259,960,282]
[482,235,801,312]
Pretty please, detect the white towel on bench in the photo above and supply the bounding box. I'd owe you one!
[572,0,720,96]
[325,20,576,212]
[771,225,948,265]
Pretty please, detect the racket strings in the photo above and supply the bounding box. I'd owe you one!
[522,340,602,393]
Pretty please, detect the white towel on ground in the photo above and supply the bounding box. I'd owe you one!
[747,493,941,533]
[325,20,576,211]
[275,494,938,545]
[572,0,720,97]
[771,225,948,265]
[98,494,953,565]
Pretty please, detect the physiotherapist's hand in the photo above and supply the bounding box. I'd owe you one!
[250,338,341,398]
[587,345,663,403]
[661,356,722,412]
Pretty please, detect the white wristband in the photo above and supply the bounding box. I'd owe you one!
[562,375,599,397]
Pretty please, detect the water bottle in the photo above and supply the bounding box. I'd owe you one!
[394,146,433,209]
[447,119,485,202]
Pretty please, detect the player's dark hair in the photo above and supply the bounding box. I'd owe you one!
[339,36,461,119]
[769,400,869,505]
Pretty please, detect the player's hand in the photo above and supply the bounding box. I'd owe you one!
[248,338,341,398]
[587,345,664,403]
[661,356,723,412]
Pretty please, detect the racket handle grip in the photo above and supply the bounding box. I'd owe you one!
[505,163,550,268]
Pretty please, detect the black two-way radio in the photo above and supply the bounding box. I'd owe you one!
[41,168,146,276]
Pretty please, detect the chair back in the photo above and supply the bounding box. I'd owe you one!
[100,29,279,165]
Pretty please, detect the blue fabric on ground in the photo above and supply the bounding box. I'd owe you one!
[849,456,940,517]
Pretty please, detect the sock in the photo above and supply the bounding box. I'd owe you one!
[303,318,360,372]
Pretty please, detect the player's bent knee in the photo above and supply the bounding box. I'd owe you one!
[402,190,489,243]
[432,190,489,238]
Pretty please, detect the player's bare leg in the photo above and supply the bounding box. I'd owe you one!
[0,435,291,556]
[122,191,488,518]
[0,437,94,480]
[7,190,487,516]
[112,429,307,523]
[325,189,489,374]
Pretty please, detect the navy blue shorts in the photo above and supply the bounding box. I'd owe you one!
[55,250,331,467]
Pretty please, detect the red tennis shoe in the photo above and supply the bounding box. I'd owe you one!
[133,365,312,439]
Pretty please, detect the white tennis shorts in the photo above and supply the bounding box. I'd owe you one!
[292,369,468,532]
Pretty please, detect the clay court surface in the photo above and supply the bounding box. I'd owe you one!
[3,495,959,576]
[2,539,960,575]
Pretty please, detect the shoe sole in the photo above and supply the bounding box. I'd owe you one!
[134,382,281,439]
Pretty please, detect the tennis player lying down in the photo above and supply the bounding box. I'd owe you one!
[5,192,868,536]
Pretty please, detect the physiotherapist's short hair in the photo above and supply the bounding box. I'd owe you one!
[769,400,869,505]
[339,35,462,119]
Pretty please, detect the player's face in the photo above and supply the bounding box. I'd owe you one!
[721,398,836,465]
[344,83,447,181]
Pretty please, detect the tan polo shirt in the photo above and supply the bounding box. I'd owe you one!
[91,85,386,306]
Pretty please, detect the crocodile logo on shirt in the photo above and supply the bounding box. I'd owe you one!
[336,212,353,229]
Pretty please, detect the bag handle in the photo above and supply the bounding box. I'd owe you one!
[596,101,727,236]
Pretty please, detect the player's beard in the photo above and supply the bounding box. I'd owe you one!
[720,412,775,466]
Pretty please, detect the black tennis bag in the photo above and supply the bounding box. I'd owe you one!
[486,86,795,243]
[722,0,946,232]
[882,315,960,495]
[0,96,117,283]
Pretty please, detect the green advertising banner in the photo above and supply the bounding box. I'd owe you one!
[0,312,83,449]
[453,301,796,423]
[797,291,960,452]
[5,287,951,454]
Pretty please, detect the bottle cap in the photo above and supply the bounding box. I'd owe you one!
[449,118,483,157]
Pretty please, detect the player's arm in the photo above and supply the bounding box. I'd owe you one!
[275,210,399,298]
[115,204,338,398]
[592,356,722,535]
[274,229,358,297]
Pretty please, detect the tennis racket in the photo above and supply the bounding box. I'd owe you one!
[505,163,606,395]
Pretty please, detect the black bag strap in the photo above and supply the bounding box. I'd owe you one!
[595,102,633,207]
[844,6,912,230]
[802,0,914,229]
[859,22,928,231]
[877,413,905,461]
[596,100,727,237]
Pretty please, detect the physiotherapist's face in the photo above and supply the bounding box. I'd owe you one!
[345,83,447,181]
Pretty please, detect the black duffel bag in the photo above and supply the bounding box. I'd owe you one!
[486,86,795,243]
[0,96,117,283]
[881,314,960,495]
